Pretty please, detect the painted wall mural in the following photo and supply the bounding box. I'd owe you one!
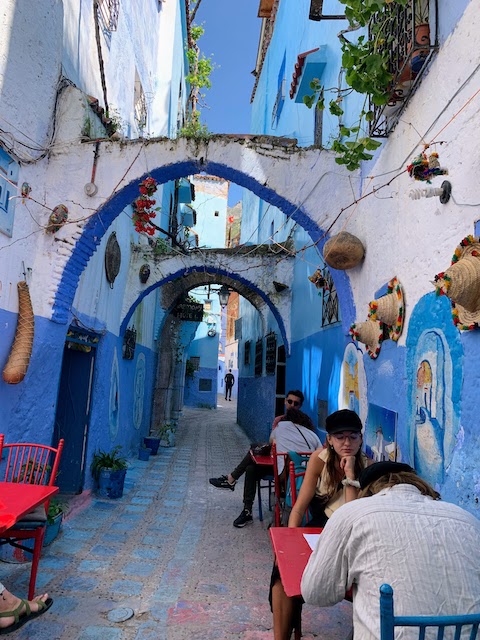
[406,293,463,489]
[365,404,398,462]
[339,342,368,426]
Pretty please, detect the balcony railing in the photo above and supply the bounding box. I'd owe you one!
[369,0,438,137]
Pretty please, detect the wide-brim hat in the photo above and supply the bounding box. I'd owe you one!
[368,277,404,341]
[349,319,384,359]
[358,462,414,490]
[434,235,480,330]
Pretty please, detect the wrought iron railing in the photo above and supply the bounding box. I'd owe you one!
[369,0,438,137]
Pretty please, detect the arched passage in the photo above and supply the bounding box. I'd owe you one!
[47,135,356,333]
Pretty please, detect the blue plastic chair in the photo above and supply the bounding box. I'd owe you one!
[380,584,480,640]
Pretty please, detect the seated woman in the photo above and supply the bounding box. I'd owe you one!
[271,408,370,640]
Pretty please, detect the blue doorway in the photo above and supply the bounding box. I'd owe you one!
[53,328,98,494]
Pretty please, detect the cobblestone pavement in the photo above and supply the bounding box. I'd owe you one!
[1,398,352,639]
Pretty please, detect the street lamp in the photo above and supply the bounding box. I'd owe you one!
[218,285,231,308]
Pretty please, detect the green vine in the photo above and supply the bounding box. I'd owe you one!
[303,0,409,170]
[180,16,214,138]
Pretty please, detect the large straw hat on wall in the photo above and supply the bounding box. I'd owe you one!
[368,277,405,341]
[434,235,480,330]
[349,319,384,359]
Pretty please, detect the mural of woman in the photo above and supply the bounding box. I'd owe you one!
[413,335,447,486]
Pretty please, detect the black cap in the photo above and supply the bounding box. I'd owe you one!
[359,461,414,490]
[325,409,363,434]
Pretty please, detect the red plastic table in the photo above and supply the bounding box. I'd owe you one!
[0,483,59,533]
[249,450,274,466]
[269,526,324,597]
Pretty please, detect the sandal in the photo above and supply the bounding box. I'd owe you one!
[0,596,53,635]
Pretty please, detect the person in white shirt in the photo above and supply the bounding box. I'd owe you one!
[271,409,321,475]
[301,461,480,640]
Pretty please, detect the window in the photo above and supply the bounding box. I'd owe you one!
[369,0,437,137]
[265,332,277,375]
[254,339,263,377]
[322,268,340,327]
[272,55,286,129]
[234,317,242,341]
[0,148,18,237]
[97,0,120,46]
[199,378,212,392]
[134,71,147,133]
[189,357,200,371]
[244,340,251,366]
[214,211,219,217]
[313,89,324,147]
[98,0,120,32]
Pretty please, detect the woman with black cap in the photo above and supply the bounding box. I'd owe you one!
[271,408,370,640]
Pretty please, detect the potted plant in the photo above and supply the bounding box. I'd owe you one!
[91,446,128,499]
[138,444,151,461]
[143,433,161,455]
[158,423,176,448]
[44,498,68,546]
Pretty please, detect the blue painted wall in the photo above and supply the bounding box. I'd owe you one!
[237,375,276,442]
[184,366,217,409]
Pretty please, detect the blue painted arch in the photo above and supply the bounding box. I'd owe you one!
[120,265,291,353]
[51,158,355,332]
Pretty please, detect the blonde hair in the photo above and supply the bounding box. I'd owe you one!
[358,471,440,500]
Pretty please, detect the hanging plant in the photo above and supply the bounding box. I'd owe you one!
[132,177,160,236]
[302,0,411,171]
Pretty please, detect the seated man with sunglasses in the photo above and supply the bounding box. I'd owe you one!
[209,390,306,528]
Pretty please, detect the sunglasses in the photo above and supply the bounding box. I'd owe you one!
[286,398,301,407]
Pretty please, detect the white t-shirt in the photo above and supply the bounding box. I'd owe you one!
[272,421,321,474]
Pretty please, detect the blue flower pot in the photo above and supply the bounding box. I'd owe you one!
[97,468,127,499]
[44,512,63,546]
[138,447,151,461]
[143,437,161,455]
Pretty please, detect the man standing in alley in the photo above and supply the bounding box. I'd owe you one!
[224,369,235,401]
[301,461,480,640]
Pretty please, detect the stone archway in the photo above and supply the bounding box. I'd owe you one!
[45,104,357,333]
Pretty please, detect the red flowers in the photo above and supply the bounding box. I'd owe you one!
[132,177,159,235]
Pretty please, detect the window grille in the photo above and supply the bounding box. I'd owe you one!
[265,332,277,375]
[98,0,120,32]
[369,0,438,137]
[322,269,340,326]
[254,339,263,377]
[244,340,251,366]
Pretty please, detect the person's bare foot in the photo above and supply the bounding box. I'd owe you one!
[0,589,49,629]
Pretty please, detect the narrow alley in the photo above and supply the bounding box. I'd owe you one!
[0,399,351,639]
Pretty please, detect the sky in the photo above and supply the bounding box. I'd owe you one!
[194,0,261,205]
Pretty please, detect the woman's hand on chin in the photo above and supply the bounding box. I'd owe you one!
[340,455,356,477]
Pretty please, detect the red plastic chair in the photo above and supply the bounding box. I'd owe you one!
[0,434,64,599]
